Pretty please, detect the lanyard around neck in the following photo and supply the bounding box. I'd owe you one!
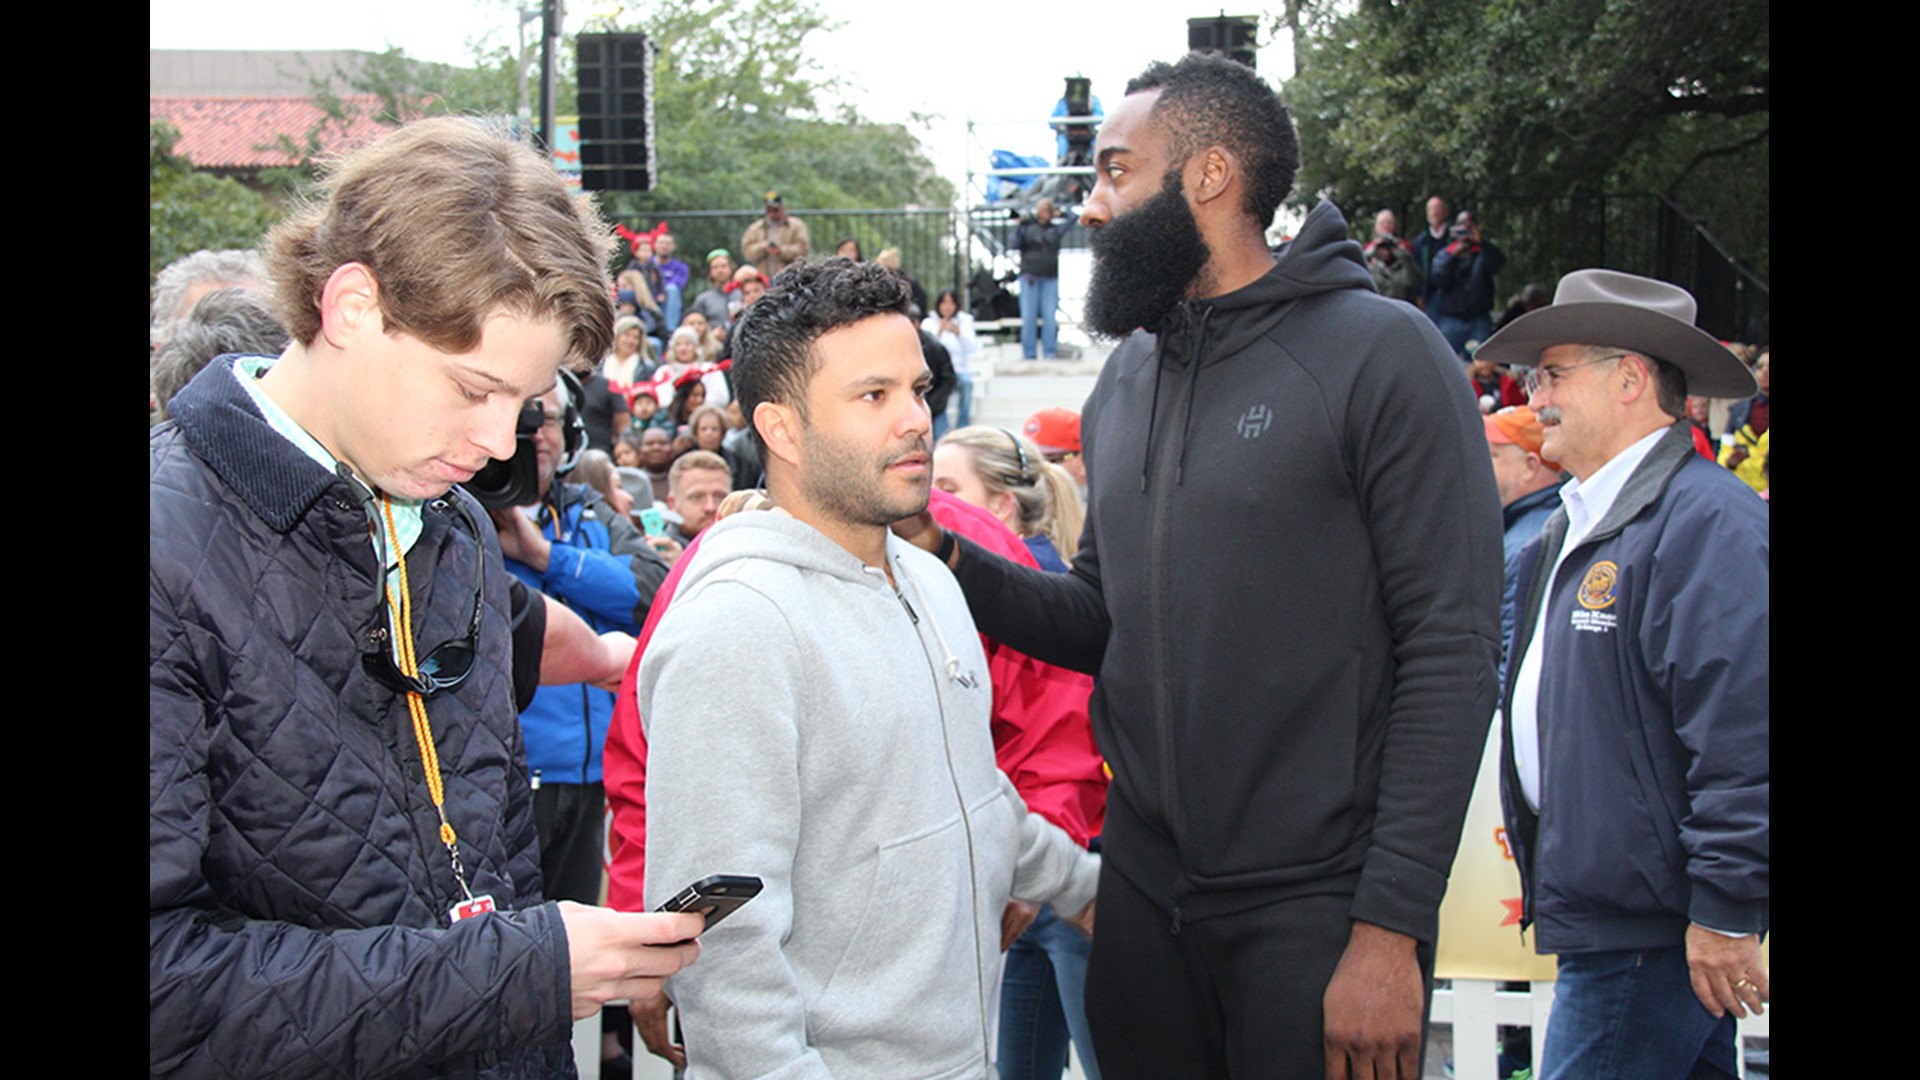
[378,494,477,905]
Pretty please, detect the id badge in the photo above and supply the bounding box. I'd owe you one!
[450,894,497,922]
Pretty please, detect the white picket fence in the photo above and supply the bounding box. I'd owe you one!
[573,979,1771,1079]
[1428,979,1770,1080]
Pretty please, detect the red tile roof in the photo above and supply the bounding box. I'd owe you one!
[149,96,392,169]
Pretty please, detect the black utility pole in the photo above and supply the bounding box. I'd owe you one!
[538,0,562,151]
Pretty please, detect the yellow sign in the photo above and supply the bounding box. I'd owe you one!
[1436,718,1558,981]
[1437,714,1771,981]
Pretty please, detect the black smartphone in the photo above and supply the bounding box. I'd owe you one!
[656,874,763,933]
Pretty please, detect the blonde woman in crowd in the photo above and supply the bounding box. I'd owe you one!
[603,314,655,407]
[665,325,703,374]
[933,425,1083,572]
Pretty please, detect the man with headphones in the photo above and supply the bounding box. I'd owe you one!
[491,369,672,904]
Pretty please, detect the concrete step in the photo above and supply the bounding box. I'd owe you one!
[962,340,1109,431]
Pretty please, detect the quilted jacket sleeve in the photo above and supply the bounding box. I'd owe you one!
[150,572,574,1079]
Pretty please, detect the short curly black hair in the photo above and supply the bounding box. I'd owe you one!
[1126,52,1299,230]
[731,257,914,457]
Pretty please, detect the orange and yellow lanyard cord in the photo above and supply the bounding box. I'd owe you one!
[379,494,475,903]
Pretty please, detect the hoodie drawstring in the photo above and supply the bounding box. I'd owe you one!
[1174,304,1212,487]
[895,554,978,689]
[1139,347,1166,494]
[1139,304,1214,492]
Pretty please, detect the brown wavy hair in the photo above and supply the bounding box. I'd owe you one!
[264,117,616,369]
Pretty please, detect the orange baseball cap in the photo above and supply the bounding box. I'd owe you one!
[1483,406,1559,472]
[1023,407,1082,455]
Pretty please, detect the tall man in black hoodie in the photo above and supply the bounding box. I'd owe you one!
[900,53,1503,1079]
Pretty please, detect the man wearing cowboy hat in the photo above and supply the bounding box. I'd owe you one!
[1478,269,1769,1079]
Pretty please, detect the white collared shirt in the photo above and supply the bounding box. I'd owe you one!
[1509,425,1670,810]
[232,355,423,599]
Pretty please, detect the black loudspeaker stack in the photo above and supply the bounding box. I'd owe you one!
[578,33,657,193]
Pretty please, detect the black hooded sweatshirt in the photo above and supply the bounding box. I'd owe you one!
[951,202,1503,940]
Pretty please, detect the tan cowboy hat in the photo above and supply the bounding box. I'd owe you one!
[1476,269,1756,399]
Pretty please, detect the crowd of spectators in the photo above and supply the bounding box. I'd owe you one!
[1357,198,1770,505]
[150,146,1764,1076]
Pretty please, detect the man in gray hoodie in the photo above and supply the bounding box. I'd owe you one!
[638,258,1099,1079]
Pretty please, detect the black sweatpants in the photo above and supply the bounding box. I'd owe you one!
[1084,862,1434,1079]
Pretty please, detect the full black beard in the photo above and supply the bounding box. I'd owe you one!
[1083,174,1212,339]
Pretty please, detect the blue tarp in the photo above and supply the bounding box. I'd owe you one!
[986,149,1050,203]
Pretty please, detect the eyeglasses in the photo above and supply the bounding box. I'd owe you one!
[1521,353,1631,395]
[1044,450,1080,465]
[361,495,486,697]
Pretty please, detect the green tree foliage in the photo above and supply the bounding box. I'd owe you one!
[258,44,527,194]
[150,121,280,280]
[349,43,526,124]
[266,0,951,218]
[592,0,955,217]
[1284,0,1767,279]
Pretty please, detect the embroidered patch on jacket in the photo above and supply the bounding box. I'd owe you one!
[1569,559,1620,634]
[1577,561,1619,609]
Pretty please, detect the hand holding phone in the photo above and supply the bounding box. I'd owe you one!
[556,901,704,1020]
[638,506,667,538]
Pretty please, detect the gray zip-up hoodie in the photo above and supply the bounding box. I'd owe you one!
[640,510,1100,1079]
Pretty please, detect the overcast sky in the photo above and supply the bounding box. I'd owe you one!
[152,0,1294,202]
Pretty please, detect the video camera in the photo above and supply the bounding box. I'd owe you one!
[464,368,587,509]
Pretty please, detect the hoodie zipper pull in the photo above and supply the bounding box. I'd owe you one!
[892,582,919,626]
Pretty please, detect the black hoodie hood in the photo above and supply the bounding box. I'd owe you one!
[1154,200,1376,368]
[1139,201,1377,488]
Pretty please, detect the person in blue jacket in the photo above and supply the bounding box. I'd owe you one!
[491,372,671,903]
[1428,208,1505,357]
[1482,404,1566,666]
[1479,269,1769,1080]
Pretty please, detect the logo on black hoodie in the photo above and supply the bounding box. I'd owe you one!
[1236,404,1273,439]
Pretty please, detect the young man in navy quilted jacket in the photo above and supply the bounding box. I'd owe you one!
[150,117,702,1078]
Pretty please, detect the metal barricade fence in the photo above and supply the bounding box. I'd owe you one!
[1350,194,1770,345]
[627,208,967,299]
[638,194,1765,347]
